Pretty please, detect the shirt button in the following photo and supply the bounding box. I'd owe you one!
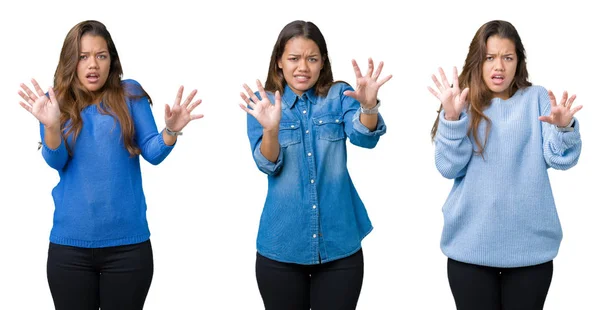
[290,125,295,128]
[313,234,317,238]
[310,179,314,184]
[319,120,323,124]
[313,205,316,209]
[307,152,312,157]
[303,110,307,114]
[335,119,340,123]
[305,130,309,134]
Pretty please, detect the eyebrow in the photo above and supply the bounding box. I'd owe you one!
[79,50,109,54]
[287,53,320,57]
[486,53,515,56]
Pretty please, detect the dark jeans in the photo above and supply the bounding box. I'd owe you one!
[447,258,553,310]
[256,249,364,310]
[47,240,154,310]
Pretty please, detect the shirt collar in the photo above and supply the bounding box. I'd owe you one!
[282,84,317,109]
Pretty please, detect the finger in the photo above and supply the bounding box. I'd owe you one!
[538,116,552,123]
[19,101,33,113]
[274,90,282,112]
[21,83,39,102]
[570,105,583,115]
[377,74,393,87]
[459,87,469,105]
[431,74,444,92]
[187,99,202,112]
[32,78,46,97]
[190,114,204,120]
[548,90,557,107]
[173,86,184,106]
[343,90,357,100]
[244,82,260,103]
[18,90,35,105]
[48,87,58,105]
[256,80,269,103]
[351,59,363,79]
[438,67,451,89]
[427,86,441,100]
[566,94,576,110]
[239,103,253,114]
[240,91,256,109]
[453,66,460,89]
[365,58,374,77]
[372,61,384,80]
[164,103,171,118]
[181,89,198,108]
[560,91,568,106]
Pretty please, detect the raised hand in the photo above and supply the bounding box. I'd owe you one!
[18,78,61,129]
[538,90,582,127]
[428,67,469,121]
[165,86,203,132]
[239,80,281,132]
[343,58,392,108]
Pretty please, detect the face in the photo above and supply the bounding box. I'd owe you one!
[482,35,517,99]
[77,34,111,98]
[277,37,324,96]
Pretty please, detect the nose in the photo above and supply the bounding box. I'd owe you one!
[298,59,308,71]
[88,56,99,69]
[494,58,504,71]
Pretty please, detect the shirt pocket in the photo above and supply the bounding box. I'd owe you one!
[313,114,345,142]
[278,121,302,147]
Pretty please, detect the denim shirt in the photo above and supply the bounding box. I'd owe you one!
[246,82,386,264]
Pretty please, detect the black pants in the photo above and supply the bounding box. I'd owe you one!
[47,240,154,310]
[256,249,364,310]
[447,258,553,310]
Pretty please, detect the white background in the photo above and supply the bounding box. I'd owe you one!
[1,0,598,309]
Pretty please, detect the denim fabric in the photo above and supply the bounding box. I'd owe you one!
[246,82,386,264]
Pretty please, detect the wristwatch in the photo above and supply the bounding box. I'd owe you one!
[165,127,183,136]
[360,100,380,115]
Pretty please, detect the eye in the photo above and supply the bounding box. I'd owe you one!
[504,56,514,61]
[485,56,494,61]
[98,54,107,59]
[308,57,318,62]
[288,57,298,61]
[79,55,87,60]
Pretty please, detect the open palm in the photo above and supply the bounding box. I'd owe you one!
[428,67,469,121]
[539,90,582,127]
[343,58,392,108]
[239,80,281,132]
[18,79,61,129]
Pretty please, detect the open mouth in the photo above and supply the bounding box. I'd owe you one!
[491,75,504,85]
[86,72,100,83]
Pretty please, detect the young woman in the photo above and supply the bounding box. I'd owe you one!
[18,20,203,310]
[239,20,392,310]
[428,20,583,310]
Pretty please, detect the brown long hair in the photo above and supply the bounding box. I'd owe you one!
[53,20,150,156]
[430,20,531,155]
[265,20,338,97]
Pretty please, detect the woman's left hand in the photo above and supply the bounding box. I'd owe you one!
[343,58,392,108]
[538,90,582,127]
[165,86,204,132]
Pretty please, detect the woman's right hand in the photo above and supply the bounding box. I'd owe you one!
[239,79,281,132]
[427,67,469,121]
[19,78,61,130]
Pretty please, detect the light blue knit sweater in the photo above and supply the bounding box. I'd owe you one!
[435,85,581,268]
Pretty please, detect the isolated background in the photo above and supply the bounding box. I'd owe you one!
[1,0,597,308]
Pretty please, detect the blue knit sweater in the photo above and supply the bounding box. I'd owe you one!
[435,85,582,268]
[40,79,173,248]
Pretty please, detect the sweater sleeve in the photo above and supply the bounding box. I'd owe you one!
[40,122,69,170]
[434,110,473,179]
[539,90,582,170]
[126,80,174,165]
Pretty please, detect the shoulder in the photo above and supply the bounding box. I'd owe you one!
[121,79,146,97]
[326,81,352,99]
